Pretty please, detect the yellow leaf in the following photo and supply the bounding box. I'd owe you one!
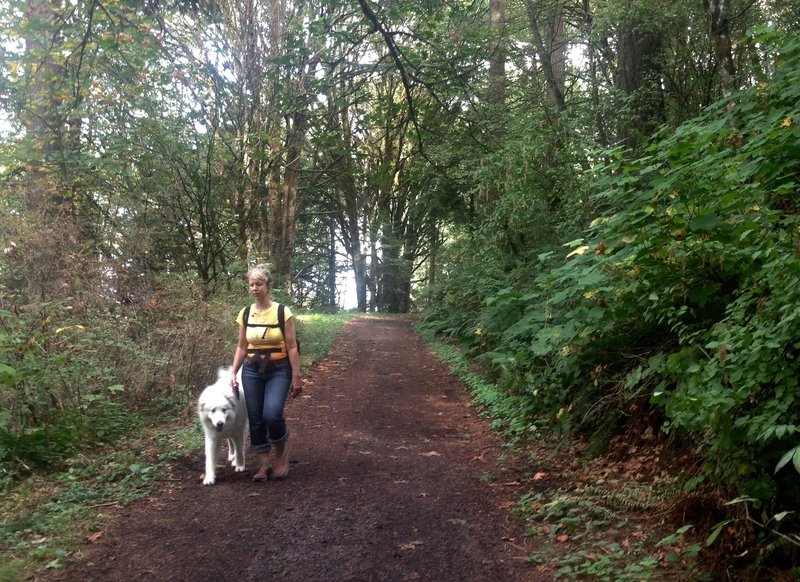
[566,245,589,259]
[55,324,85,334]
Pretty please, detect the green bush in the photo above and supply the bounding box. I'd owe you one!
[423,29,800,511]
[594,27,800,501]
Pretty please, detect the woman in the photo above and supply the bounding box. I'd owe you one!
[229,264,303,481]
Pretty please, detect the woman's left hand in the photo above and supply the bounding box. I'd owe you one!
[291,376,303,398]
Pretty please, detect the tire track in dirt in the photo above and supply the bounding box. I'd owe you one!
[46,316,551,582]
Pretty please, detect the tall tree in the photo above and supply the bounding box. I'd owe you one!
[706,0,736,96]
[523,0,567,110]
[614,22,664,149]
[489,0,507,110]
[21,0,64,211]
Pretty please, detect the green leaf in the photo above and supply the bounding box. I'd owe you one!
[774,446,800,474]
[706,520,731,546]
[688,214,719,232]
[0,363,17,385]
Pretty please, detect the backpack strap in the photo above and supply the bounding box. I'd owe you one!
[243,303,280,339]
[277,303,286,340]
[278,303,300,355]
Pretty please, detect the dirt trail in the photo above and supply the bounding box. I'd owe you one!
[47,316,550,581]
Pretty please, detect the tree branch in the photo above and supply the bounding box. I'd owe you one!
[355,0,423,154]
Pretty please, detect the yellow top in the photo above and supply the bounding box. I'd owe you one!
[236,303,293,359]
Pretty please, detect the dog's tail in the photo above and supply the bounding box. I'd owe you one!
[217,366,232,382]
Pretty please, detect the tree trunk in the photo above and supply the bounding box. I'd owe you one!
[615,27,664,150]
[328,220,337,308]
[524,0,566,110]
[584,0,610,148]
[369,225,379,312]
[428,222,438,290]
[482,0,507,206]
[354,245,368,312]
[706,0,736,96]
[22,0,66,211]
[224,0,263,263]
[277,102,308,287]
[488,0,507,110]
[266,0,314,290]
[261,0,287,272]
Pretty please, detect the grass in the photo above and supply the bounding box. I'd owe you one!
[295,311,357,369]
[0,424,199,580]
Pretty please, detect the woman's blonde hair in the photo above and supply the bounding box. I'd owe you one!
[248,264,273,285]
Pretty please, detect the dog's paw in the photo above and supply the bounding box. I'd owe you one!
[234,464,246,473]
[202,473,216,485]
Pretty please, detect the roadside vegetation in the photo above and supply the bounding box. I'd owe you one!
[418,29,800,581]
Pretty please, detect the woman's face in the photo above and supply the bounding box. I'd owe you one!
[248,276,269,299]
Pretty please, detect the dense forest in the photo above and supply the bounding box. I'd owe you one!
[1,0,800,578]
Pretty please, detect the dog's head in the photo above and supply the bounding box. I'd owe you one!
[199,394,238,432]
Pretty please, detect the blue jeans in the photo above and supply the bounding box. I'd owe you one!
[241,361,291,454]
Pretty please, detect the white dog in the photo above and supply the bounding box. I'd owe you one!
[197,366,248,485]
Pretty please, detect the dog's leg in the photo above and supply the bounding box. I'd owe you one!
[226,438,236,464]
[232,431,246,472]
[203,434,221,485]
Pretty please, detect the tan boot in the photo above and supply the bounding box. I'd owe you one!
[271,442,289,480]
[252,452,272,482]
